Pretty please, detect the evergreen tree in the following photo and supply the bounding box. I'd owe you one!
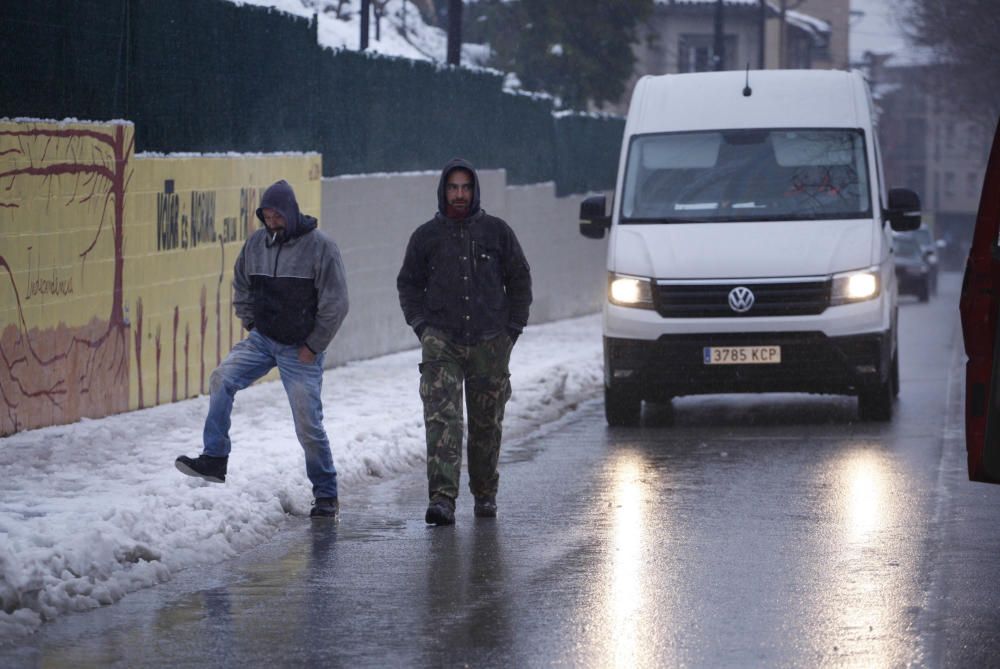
[471,0,654,109]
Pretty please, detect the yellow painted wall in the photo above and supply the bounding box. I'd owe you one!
[126,154,321,410]
[0,119,321,436]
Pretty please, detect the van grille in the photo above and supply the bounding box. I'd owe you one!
[654,279,831,318]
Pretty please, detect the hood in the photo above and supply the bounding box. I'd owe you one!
[612,219,877,279]
[256,180,308,240]
[437,158,481,219]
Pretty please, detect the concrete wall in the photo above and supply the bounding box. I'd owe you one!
[321,170,608,366]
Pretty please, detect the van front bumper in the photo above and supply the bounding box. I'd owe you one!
[604,331,891,399]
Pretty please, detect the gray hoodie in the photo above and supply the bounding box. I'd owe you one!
[233,180,349,353]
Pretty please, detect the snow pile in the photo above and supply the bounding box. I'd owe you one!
[0,314,602,641]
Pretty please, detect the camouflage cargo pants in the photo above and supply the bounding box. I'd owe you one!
[419,328,513,502]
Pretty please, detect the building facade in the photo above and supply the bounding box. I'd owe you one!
[871,58,993,268]
[615,0,846,112]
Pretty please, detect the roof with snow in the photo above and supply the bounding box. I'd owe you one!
[783,8,831,39]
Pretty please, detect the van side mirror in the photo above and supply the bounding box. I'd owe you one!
[886,188,922,231]
[579,195,610,239]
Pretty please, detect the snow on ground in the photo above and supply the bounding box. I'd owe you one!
[0,314,602,641]
[229,0,491,65]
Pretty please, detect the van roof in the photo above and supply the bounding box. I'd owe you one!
[627,69,870,134]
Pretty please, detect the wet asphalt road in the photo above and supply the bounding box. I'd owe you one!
[5,272,1000,668]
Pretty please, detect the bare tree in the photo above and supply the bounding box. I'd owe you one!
[331,0,353,20]
[905,0,1000,122]
[446,0,462,65]
[373,0,391,40]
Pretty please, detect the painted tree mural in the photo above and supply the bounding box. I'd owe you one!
[1,121,315,437]
[0,122,134,435]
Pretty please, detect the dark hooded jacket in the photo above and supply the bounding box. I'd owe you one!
[397,159,532,345]
[232,180,349,352]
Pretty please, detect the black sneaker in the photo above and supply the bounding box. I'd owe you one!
[425,497,456,526]
[175,454,227,483]
[310,497,340,519]
[474,495,497,518]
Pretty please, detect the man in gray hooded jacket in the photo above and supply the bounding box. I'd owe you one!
[176,179,349,519]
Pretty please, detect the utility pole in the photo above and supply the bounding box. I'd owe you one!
[447,0,462,66]
[713,0,725,71]
[360,0,370,50]
[778,0,786,69]
[758,0,766,69]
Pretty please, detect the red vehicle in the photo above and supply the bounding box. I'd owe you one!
[960,119,1000,483]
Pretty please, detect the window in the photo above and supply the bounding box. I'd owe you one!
[944,171,956,198]
[678,34,738,72]
[969,172,982,199]
[905,119,926,160]
[907,167,925,195]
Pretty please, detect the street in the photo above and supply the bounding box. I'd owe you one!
[4,272,1000,668]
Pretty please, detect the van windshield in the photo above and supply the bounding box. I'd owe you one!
[620,128,872,223]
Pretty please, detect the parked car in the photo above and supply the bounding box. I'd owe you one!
[893,234,931,302]
[578,69,921,425]
[960,118,1000,484]
[910,225,940,293]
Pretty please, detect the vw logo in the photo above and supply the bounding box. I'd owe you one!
[728,286,755,313]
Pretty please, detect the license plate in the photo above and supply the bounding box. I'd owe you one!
[703,345,781,365]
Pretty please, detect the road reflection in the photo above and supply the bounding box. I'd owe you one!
[827,448,902,667]
[584,450,677,669]
[843,451,886,541]
[610,455,644,667]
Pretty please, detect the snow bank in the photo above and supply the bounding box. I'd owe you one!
[0,314,602,641]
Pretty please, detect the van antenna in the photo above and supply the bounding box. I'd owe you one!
[743,62,752,97]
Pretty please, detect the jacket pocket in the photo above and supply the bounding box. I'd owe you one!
[426,291,445,312]
[474,243,505,309]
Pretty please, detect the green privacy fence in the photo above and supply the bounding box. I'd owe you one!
[1,0,622,194]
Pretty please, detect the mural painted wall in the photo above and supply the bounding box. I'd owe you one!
[0,119,320,436]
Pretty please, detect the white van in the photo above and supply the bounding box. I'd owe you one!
[579,69,921,425]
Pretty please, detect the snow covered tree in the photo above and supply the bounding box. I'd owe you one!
[472,0,654,109]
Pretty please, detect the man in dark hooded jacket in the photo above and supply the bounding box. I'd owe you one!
[397,158,532,525]
[175,179,349,519]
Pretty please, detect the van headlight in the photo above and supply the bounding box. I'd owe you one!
[830,268,880,305]
[608,272,654,308]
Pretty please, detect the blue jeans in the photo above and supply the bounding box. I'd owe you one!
[203,330,337,499]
